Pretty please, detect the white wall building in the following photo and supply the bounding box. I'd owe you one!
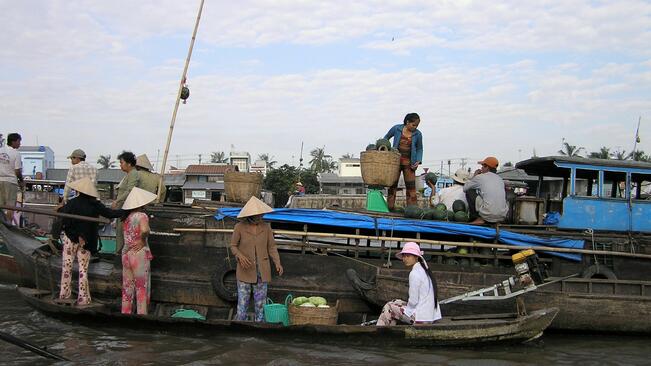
[250,159,268,176]
[19,146,55,178]
[229,151,251,172]
[338,158,361,177]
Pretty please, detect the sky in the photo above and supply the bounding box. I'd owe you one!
[2,0,651,174]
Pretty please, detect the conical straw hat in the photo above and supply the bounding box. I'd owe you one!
[237,196,273,218]
[135,154,154,171]
[122,187,158,210]
[68,177,99,198]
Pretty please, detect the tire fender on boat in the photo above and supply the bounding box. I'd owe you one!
[581,264,617,280]
[211,259,237,302]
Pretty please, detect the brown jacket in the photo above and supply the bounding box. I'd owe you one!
[230,221,281,283]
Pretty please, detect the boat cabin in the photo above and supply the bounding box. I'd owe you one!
[516,156,651,233]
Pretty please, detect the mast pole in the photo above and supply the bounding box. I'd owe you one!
[157,0,205,201]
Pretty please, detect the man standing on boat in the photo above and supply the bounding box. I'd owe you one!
[463,157,508,224]
[62,149,97,204]
[0,133,23,224]
[135,154,166,202]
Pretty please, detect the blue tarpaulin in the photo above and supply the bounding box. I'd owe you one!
[215,208,583,261]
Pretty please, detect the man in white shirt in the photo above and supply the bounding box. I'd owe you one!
[0,133,23,223]
[62,149,97,203]
[432,168,470,210]
[463,156,508,224]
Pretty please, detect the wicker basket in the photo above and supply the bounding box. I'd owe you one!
[224,172,263,203]
[360,150,401,187]
[288,300,339,326]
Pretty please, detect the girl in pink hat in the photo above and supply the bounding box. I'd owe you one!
[376,242,441,326]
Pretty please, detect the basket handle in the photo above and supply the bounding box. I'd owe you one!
[284,294,293,306]
[266,298,274,305]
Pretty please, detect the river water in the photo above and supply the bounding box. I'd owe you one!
[0,285,648,365]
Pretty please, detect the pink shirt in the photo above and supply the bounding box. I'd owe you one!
[123,212,149,252]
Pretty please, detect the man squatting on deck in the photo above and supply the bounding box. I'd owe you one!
[377,242,441,325]
[230,196,284,322]
[464,156,509,225]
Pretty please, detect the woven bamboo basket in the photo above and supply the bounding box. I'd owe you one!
[224,172,263,203]
[360,150,401,187]
[288,300,339,326]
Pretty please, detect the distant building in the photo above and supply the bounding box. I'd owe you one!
[182,164,239,204]
[250,159,268,176]
[229,151,250,172]
[338,158,361,177]
[320,173,365,195]
[19,146,55,178]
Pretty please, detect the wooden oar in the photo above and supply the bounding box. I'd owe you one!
[173,227,651,261]
[0,330,69,361]
[0,205,111,224]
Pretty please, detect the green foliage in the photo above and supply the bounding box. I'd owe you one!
[309,147,337,173]
[210,151,228,163]
[97,155,115,169]
[263,164,319,207]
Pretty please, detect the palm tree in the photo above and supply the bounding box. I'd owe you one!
[309,147,335,173]
[558,140,585,157]
[589,147,611,159]
[210,151,228,163]
[257,153,277,168]
[341,153,355,159]
[629,150,650,162]
[613,149,629,160]
[97,155,115,169]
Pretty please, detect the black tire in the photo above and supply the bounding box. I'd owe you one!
[581,264,617,280]
[211,260,237,302]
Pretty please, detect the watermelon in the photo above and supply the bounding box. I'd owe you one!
[452,200,467,213]
[423,208,437,220]
[375,138,392,151]
[432,209,447,220]
[365,144,376,151]
[404,205,423,219]
[424,172,437,184]
[447,210,455,221]
[454,211,470,222]
[434,203,447,212]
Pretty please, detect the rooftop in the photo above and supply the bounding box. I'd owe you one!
[184,164,239,175]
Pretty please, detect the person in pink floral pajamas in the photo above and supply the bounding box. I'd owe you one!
[51,177,123,306]
[120,187,157,315]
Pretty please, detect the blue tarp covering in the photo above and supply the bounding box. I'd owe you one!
[215,208,583,261]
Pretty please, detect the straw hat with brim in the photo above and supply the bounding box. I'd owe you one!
[122,187,158,210]
[451,168,470,184]
[68,149,86,159]
[68,177,99,198]
[136,154,154,171]
[237,196,273,218]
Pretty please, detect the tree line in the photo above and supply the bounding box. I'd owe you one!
[557,139,650,162]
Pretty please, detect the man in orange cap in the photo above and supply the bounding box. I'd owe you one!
[463,156,508,224]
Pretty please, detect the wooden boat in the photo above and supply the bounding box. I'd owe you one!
[16,286,559,347]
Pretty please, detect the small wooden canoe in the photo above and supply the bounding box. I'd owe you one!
[17,287,558,347]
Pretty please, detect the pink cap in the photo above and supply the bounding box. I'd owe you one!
[396,242,424,260]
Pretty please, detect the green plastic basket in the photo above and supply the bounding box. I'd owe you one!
[171,308,206,321]
[264,294,292,326]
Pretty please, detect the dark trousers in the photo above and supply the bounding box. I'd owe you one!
[388,164,417,209]
[465,189,479,220]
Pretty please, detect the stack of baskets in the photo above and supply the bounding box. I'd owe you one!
[288,300,339,325]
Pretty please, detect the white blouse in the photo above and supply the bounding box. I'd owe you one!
[403,262,442,322]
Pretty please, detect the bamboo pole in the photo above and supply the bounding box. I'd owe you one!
[173,227,651,260]
[157,0,205,201]
[0,205,110,224]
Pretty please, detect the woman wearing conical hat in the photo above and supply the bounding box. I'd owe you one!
[230,196,283,322]
[51,177,124,306]
[120,187,157,315]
